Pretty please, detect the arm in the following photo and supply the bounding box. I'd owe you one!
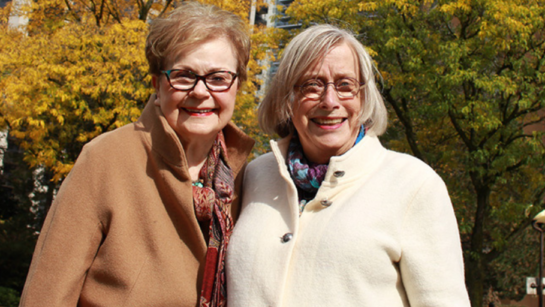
[399,173,471,307]
[19,146,105,306]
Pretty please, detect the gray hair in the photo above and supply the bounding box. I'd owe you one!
[258,24,387,137]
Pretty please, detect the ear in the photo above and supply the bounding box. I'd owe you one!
[151,75,161,105]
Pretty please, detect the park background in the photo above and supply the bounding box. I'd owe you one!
[0,0,544,306]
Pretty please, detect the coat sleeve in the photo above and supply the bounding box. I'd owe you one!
[399,173,471,307]
[19,145,106,307]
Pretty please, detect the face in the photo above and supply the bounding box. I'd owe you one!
[292,42,363,164]
[152,37,238,146]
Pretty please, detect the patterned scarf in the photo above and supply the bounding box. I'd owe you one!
[193,131,234,307]
[287,126,365,215]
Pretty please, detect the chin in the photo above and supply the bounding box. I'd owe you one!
[317,139,353,155]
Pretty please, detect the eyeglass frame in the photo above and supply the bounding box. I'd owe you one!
[160,69,239,92]
[295,77,365,99]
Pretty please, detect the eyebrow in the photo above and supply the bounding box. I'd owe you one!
[301,74,358,81]
[170,65,236,73]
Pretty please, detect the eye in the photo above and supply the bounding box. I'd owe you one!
[170,70,194,80]
[206,72,233,85]
[209,74,227,82]
[301,79,324,91]
[336,78,356,91]
[304,79,321,87]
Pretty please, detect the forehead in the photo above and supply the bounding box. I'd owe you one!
[303,42,360,79]
[166,36,238,71]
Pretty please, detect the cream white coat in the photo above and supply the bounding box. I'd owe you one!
[226,134,470,307]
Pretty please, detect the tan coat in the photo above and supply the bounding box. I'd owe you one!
[20,101,254,307]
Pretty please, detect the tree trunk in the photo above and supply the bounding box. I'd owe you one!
[466,254,484,307]
[465,179,491,307]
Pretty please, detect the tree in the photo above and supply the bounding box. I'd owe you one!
[283,0,545,306]
[0,134,37,304]
[0,0,269,200]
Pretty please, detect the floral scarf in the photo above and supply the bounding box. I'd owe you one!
[287,125,365,215]
[193,131,233,307]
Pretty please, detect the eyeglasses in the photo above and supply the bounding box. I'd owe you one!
[296,77,365,99]
[161,69,238,92]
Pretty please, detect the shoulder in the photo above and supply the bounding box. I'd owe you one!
[83,123,143,155]
[245,152,279,180]
[362,143,448,199]
[67,123,148,186]
[371,140,439,182]
[380,150,452,210]
[354,135,443,185]
[383,149,436,176]
[247,152,276,169]
[79,123,147,164]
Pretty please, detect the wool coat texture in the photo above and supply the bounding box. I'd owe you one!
[19,100,254,307]
[226,134,470,307]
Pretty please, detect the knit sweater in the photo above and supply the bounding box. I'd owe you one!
[20,100,254,307]
[226,134,470,307]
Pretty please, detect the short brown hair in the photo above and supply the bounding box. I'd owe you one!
[145,2,251,82]
[259,24,387,137]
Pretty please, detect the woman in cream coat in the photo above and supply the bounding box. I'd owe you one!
[226,25,470,306]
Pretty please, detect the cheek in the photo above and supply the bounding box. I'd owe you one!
[160,91,183,110]
[218,92,237,114]
[292,99,314,122]
[347,100,362,120]
[291,102,306,128]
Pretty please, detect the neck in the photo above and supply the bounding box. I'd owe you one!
[181,134,217,181]
[303,151,331,165]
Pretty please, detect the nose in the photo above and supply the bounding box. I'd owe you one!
[189,79,210,99]
[320,83,341,110]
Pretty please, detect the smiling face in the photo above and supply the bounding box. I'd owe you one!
[292,42,363,164]
[152,37,238,147]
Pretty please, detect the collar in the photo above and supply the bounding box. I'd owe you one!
[270,132,386,186]
[136,98,254,179]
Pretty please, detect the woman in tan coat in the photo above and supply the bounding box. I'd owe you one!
[19,2,253,306]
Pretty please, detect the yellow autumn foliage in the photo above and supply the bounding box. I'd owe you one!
[0,0,273,181]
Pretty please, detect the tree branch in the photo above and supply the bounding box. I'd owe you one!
[383,89,426,162]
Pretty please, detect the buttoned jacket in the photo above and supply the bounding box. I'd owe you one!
[20,101,254,307]
[226,134,470,307]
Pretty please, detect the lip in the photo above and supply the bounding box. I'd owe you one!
[311,117,346,129]
[182,107,216,117]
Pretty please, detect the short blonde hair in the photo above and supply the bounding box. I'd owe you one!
[146,2,251,82]
[259,24,387,137]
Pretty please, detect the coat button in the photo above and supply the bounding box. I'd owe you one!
[321,198,332,207]
[333,170,345,178]
[281,233,293,243]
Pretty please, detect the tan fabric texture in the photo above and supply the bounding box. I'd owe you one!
[20,100,254,307]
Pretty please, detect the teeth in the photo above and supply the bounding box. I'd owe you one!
[313,118,343,125]
[186,109,213,113]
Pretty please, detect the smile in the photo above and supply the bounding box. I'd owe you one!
[182,108,216,116]
[312,118,345,125]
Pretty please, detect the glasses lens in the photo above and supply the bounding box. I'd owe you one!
[205,72,235,91]
[300,79,324,99]
[336,78,358,98]
[169,70,196,90]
